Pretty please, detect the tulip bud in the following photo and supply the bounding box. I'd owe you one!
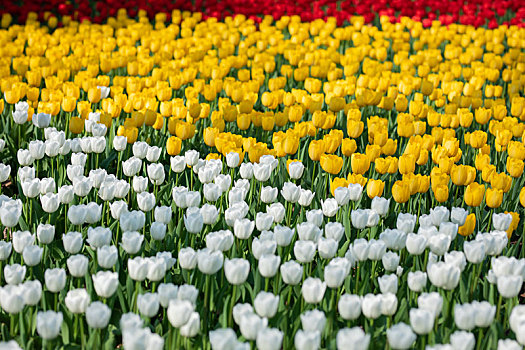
[36,311,63,340]
[86,301,111,329]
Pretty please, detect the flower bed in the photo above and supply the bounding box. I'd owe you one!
[0,6,524,350]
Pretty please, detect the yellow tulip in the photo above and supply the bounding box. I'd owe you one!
[320,154,343,175]
[204,127,220,148]
[506,158,524,178]
[69,117,84,134]
[351,153,370,175]
[342,138,357,157]
[392,180,410,203]
[166,136,182,156]
[433,184,449,203]
[366,179,385,199]
[398,154,416,175]
[465,182,485,207]
[308,140,325,162]
[458,214,476,237]
[485,187,503,208]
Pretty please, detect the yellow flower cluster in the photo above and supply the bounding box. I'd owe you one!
[1,11,525,236]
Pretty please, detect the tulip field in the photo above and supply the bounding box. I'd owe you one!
[0,1,524,349]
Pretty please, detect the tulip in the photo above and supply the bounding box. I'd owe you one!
[21,279,42,306]
[209,328,239,350]
[127,257,148,281]
[299,310,326,334]
[351,209,369,229]
[324,263,347,288]
[299,189,315,207]
[493,212,513,231]
[197,248,223,275]
[362,293,383,319]
[382,252,400,272]
[66,254,88,277]
[122,157,142,177]
[180,312,200,338]
[39,193,59,214]
[12,230,34,254]
[332,185,350,206]
[239,312,266,341]
[36,311,63,340]
[0,285,24,314]
[486,187,503,208]
[386,323,416,350]
[465,182,485,207]
[86,302,111,329]
[337,294,362,320]
[65,288,90,314]
[113,136,127,151]
[148,221,166,241]
[407,271,427,292]
[120,231,143,255]
[308,140,325,161]
[295,330,321,350]
[306,209,324,228]
[381,293,398,316]
[147,258,167,282]
[409,308,434,335]
[378,274,398,294]
[86,226,111,248]
[281,182,300,203]
[224,258,250,285]
[392,180,410,203]
[302,277,326,304]
[256,328,283,350]
[184,207,204,234]
[137,293,160,318]
[39,177,55,194]
[428,262,460,290]
[0,241,12,261]
[255,212,274,231]
[280,260,303,285]
[263,202,283,223]
[137,192,156,212]
[297,222,321,242]
[471,301,496,328]
[318,238,338,260]
[4,264,26,285]
[454,304,476,331]
[195,204,216,225]
[323,222,344,243]
[97,245,118,269]
[429,233,452,256]
[366,179,385,199]
[45,268,66,293]
[254,291,279,318]
[237,162,253,179]
[336,327,370,350]
[320,154,343,174]
[294,240,317,263]
[451,207,468,226]
[92,271,119,298]
[447,331,476,350]
[22,179,40,198]
[320,198,338,217]
[157,283,178,309]
[72,176,92,197]
[497,275,523,298]
[22,245,43,266]
[258,254,280,278]
[463,240,486,264]
[36,224,54,245]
